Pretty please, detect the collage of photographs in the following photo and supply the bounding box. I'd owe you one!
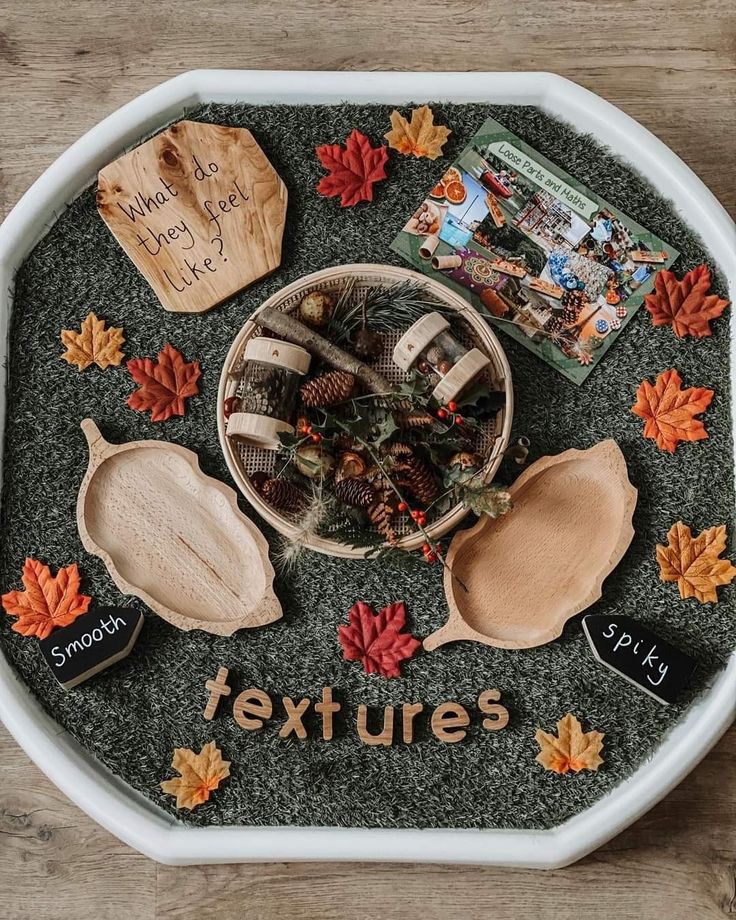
[391,117,679,384]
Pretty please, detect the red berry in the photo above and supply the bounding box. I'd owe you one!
[310,433,322,443]
[398,501,408,512]
[410,510,421,520]
[437,408,448,419]
[301,424,312,434]
[454,414,463,424]
[447,401,458,412]
[422,543,431,554]
[426,552,437,563]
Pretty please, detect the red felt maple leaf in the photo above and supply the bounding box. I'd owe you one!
[338,601,421,678]
[644,263,729,338]
[315,129,389,207]
[127,343,201,422]
[2,558,92,639]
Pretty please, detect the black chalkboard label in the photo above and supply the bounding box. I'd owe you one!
[582,615,696,705]
[39,607,144,690]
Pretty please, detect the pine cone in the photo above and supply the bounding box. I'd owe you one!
[300,370,355,408]
[396,409,435,429]
[334,477,376,509]
[260,477,307,513]
[386,441,414,459]
[394,453,438,504]
[368,490,398,545]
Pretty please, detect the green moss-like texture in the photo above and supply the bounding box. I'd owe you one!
[1,102,733,830]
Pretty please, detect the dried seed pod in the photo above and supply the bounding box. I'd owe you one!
[353,327,384,361]
[299,290,335,327]
[294,444,335,479]
[300,370,355,408]
[335,451,367,482]
[334,477,376,509]
[448,451,484,471]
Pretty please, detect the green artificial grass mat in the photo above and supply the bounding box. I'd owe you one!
[1,101,734,831]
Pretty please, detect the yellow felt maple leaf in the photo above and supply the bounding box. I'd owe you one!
[535,713,604,774]
[384,105,451,160]
[656,521,736,604]
[160,741,230,810]
[61,311,125,370]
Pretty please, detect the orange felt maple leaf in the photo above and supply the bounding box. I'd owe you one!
[631,368,713,453]
[127,343,201,422]
[2,558,92,639]
[60,311,125,370]
[160,741,230,811]
[315,129,389,207]
[384,105,451,160]
[656,521,736,604]
[644,263,729,338]
[338,601,421,678]
[535,713,604,775]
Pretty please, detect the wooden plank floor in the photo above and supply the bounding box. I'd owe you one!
[0,2,734,917]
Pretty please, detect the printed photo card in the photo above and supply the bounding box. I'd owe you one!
[391,116,679,384]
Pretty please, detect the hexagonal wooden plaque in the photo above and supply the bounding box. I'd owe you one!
[96,120,287,313]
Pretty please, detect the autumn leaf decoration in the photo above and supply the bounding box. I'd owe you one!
[384,105,451,160]
[338,601,421,678]
[61,311,125,370]
[2,558,92,639]
[644,263,729,338]
[127,343,201,422]
[656,522,736,604]
[160,741,230,811]
[315,129,389,207]
[535,713,604,775]
[631,368,713,453]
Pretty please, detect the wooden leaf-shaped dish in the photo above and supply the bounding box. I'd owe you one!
[76,419,282,635]
[425,440,637,651]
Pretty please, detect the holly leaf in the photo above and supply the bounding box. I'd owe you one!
[535,713,604,774]
[631,368,713,453]
[384,105,451,160]
[644,264,729,338]
[457,479,512,518]
[456,383,506,420]
[60,311,125,370]
[127,343,201,422]
[656,521,736,604]
[338,600,421,678]
[315,129,389,207]
[2,558,92,639]
[160,741,230,811]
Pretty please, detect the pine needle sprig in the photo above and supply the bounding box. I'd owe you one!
[327,279,451,345]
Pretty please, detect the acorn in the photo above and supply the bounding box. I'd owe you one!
[299,290,335,327]
[294,444,335,479]
[353,327,383,361]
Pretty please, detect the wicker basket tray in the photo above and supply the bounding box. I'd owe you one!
[217,263,513,558]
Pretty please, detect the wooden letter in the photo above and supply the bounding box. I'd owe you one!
[203,666,231,720]
[478,689,510,731]
[279,697,311,740]
[314,687,341,741]
[356,705,394,746]
[233,688,272,731]
[401,702,424,743]
[431,702,470,743]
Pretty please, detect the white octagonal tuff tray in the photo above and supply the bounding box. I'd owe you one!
[0,70,734,869]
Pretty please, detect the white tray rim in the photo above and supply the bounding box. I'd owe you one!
[0,69,734,869]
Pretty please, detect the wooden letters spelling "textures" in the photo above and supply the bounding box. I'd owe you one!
[203,670,509,745]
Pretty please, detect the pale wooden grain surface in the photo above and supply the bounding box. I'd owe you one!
[0,1,735,917]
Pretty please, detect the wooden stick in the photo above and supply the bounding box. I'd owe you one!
[257,306,393,395]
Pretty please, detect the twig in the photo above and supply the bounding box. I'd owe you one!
[257,306,393,395]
